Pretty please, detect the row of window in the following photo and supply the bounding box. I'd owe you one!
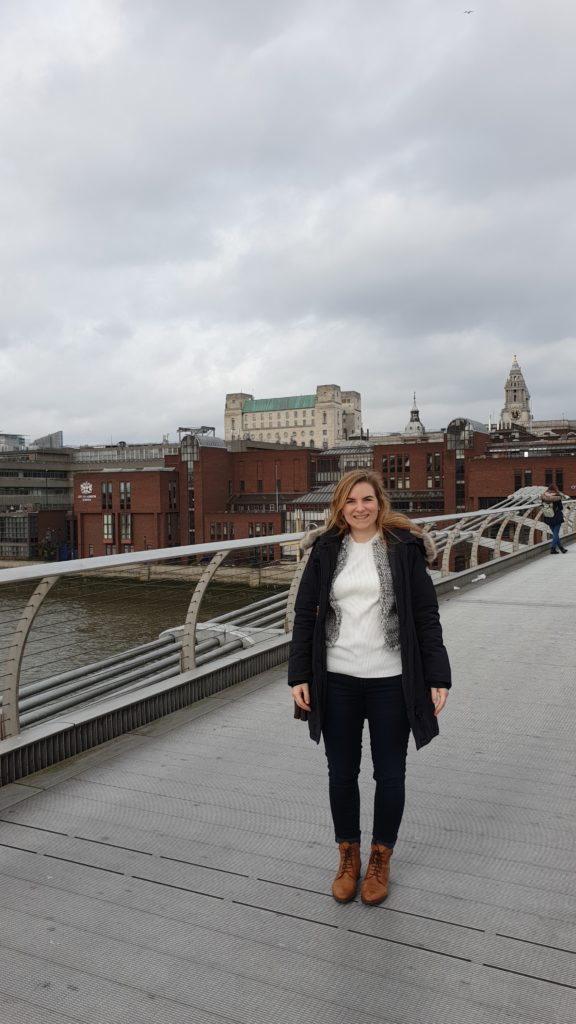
[230,503,283,513]
[0,469,68,479]
[101,480,132,510]
[232,411,328,429]
[208,521,277,541]
[0,519,34,541]
[513,469,563,490]
[74,447,178,462]
[248,522,276,538]
[392,498,445,512]
[0,543,29,556]
[87,544,135,555]
[0,487,69,495]
[102,513,132,541]
[209,522,236,541]
[382,454,443,492]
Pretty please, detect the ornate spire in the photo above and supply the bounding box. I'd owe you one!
[500,356,532,430]
[405,393,426,435]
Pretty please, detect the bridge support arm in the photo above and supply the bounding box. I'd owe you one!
[0,576,60,739]
[181,552,230,672]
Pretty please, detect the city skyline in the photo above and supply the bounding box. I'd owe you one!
[3,353,572,448]
[1,0,575,443]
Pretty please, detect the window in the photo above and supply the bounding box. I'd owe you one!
[120,513,132,541]
[168,481,177,510]
[556,470,564,491]
[88,544,94,556]
[101,481,112,509]
[524,469,532,486]
[105,544,113,555]
[545,469,553,486]
[103,513,114,540]
[240,480,245,492]
[120,480,131,510]
[257,480,263,492]
[514,471,522,490]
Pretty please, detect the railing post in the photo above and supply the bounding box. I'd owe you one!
[494,513,514,557]
[0,576,60,738]
[471,515,498,567]
[441,527,460,576]
[181,551,230,671]
[512,507,538,552]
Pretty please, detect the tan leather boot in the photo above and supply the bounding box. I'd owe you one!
[331,841,361,903]
[361,843,392,905]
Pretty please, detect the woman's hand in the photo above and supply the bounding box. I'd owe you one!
[291,683,311,712]
[431,687,449,716]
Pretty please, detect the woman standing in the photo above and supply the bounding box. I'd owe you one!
[541,484,569,554]
[288,470,451,905]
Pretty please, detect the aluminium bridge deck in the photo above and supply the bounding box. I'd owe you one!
[0,549,575,1024]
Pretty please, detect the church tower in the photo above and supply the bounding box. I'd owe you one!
[404,393,426,436]
[500,356,532,430]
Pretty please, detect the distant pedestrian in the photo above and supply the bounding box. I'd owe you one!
[288,470,451,905]
[541,484,569,554]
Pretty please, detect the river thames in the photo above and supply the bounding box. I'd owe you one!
[0,575,284,687]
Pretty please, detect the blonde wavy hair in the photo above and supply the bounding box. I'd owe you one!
[326,469,422,540]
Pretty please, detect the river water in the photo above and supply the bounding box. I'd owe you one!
[0,575,284,687]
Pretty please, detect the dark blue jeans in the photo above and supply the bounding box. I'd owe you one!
[322,671,410,847]
[550,523,561,551]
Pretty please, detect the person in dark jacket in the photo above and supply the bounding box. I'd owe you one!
[541,484,569,554]
[288,469,451,906]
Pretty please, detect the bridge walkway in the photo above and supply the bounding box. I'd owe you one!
[0,549,574,1023]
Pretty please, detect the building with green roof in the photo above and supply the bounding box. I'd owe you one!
[224,385,362,449]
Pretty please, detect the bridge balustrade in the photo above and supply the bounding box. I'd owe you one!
[0,493,573,746]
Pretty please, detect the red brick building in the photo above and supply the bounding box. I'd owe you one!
[187,439,318,554]
[73,439,318,558]
[73,467,182,557]
[468,439,576,508]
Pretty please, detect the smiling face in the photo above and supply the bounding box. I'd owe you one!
[341,481,380,540]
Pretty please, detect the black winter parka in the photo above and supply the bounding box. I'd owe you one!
[288,527,452,750]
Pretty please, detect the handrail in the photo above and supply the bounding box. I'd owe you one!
[0,502,552,586]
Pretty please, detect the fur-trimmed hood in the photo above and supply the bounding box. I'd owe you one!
[298,524,438,565]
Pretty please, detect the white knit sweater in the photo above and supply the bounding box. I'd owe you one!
[326,536,403,679]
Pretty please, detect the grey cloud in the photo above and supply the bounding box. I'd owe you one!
[1,0,575,442]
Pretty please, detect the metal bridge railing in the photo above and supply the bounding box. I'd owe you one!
[0,491,573,740]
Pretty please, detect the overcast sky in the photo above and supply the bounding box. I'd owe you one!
[1,0,575,444]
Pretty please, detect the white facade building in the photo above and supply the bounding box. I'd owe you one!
[224,385,362,448]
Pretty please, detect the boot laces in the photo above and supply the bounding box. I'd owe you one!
[367,847,385,879]
[338,845,356,878]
